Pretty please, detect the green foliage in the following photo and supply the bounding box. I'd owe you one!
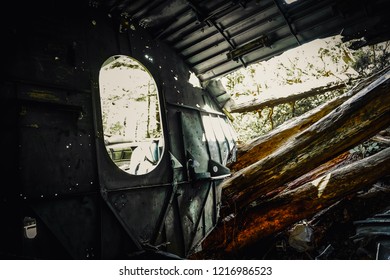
[350,41,390,77]
[100,55,162,141]
[230,90,344,142]
[225,71,245,91]
[109,121,124,136]
[223,37,390,143]
[350,141,386,158]
[107,60,143,70]
[294,90,341,116]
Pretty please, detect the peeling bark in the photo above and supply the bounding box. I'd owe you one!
[193,148,390,259]
[228,95,352,172]
[228,72,387,172]
[282,151,352,192]
[222,70,390,212]
[372,135,390,145]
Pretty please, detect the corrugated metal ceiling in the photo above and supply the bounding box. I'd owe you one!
[102,0,390,82]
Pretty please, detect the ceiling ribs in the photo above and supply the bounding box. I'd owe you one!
[271,0,301,46]
[186,0,247,68]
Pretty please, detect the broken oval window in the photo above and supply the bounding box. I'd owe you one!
[99,55,164,175]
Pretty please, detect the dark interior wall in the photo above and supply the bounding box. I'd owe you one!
[1,1,233,259]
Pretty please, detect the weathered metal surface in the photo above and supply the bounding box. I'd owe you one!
[102,0,390,82]
[1,0,389,259]
[1,0,236,259]
[352,210,390,260]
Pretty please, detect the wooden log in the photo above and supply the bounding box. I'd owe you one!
[192,147,390,259]
[224,180,390,259]
[260,151,353,201]
[372,135,390,145]
[229,83,347,114]
[228,95,352,172]
[229,71,388,172]
[235,140,381,198]
[282,151,352,192]
[229,67,388,115]
[222,70,390,212]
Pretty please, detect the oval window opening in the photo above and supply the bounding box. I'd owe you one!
[99,55,164,175]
